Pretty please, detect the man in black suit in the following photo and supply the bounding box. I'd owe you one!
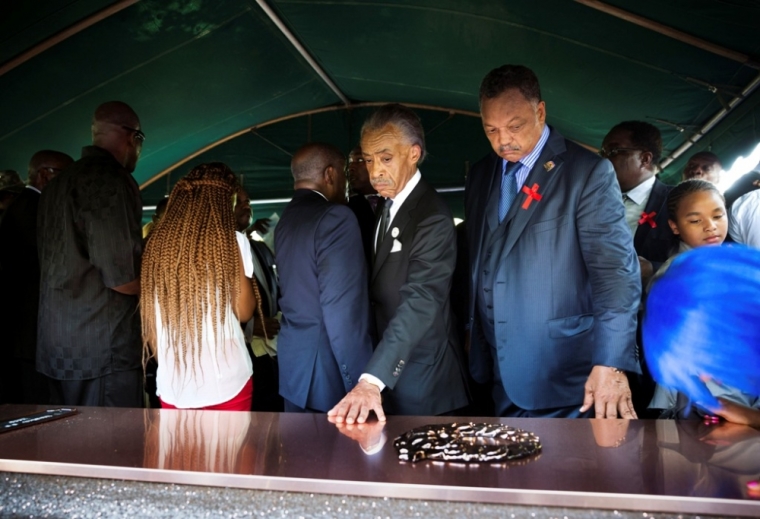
[601,121,675,282]
[328,104,469,424]
[601,121,675,416]
[0,150,73,404]
[275,142,374,413]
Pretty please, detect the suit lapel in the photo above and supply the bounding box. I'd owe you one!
[467,154,498,309]
[485,157,502,232]
[499,130,566,260]
[371,179,428,282]
[633,178,667,250]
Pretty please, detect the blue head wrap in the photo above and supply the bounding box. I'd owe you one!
[643,246,760,409]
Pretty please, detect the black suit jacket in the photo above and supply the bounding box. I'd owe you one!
[249,239,278,318]
[347,194,376,271]
[0,187,41,361]
[365,176,468,415]
[633,178,676,269]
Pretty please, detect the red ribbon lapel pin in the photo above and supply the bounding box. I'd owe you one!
[638,211,657,228]
[521,183,542,209]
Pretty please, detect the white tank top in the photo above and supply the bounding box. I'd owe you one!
[155,231,254,408]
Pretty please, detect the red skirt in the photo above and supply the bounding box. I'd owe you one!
[160,377,253,411]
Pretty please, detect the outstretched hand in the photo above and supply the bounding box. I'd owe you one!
[580,365,637,419]
[711,397,760,428]
[327,380,386,424]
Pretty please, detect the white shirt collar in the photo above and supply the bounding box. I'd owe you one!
[623,175,656,206]
[26,185,41,194]
[387,170,421,224]
[311,189,328,201]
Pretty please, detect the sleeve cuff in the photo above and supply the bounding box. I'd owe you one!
[359,373,386,392]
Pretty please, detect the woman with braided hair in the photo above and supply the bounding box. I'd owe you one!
[141,162,257,411]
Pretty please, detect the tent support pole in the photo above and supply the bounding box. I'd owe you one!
[658,73,760,170]
[140,102,598,189]
[139,103,479,189]
[0,0,140,77]
[255,0,350,105]
[575,0,759,69]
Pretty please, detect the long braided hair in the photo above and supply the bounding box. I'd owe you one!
[141,162,245,380]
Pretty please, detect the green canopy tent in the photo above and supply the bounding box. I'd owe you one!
[2,0,759,222]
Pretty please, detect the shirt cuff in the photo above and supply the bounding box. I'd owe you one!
[359,373,386,392]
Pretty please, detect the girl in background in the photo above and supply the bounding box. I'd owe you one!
[645,179,727,294]
[664,179,727,264]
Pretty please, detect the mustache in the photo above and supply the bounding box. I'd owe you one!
[499,144,521,153]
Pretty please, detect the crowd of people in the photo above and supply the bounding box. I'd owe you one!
[0,65,758,425]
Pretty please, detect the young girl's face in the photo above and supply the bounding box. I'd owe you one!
[668,190,727,248]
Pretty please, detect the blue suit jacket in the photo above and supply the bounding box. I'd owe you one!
[275,190,374,412]
[465,127,641,410]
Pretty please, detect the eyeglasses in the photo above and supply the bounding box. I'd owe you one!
[121,125,146,143]
[598,147,643,159]
[39,166,64,175]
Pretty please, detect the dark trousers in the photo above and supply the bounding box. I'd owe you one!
[251,354,284,412]
[283,399,323,413]
[48,368,143,408]
[491,379,593,418]
[487,339,592,418]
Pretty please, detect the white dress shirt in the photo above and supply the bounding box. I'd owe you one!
[373,170,421,249]
[729,189,760,248]
[622,176,656,235]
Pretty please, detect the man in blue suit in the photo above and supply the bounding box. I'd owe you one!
[466,65,641,418]
[275,142,374,413]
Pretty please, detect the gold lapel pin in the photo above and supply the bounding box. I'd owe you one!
[543,161,555,172]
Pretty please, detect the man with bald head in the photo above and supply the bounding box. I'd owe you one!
[37,101,145,407]
[275,142,373,413]
[0,150,73,404]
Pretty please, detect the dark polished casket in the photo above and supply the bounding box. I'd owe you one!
[1,405,758,517]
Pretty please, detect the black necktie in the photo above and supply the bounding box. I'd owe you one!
[367,194,381,213]
[376,199,393,253]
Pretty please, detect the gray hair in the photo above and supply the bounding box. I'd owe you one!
[361,103,426,164]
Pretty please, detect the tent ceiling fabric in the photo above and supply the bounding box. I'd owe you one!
[2,0,760,220]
